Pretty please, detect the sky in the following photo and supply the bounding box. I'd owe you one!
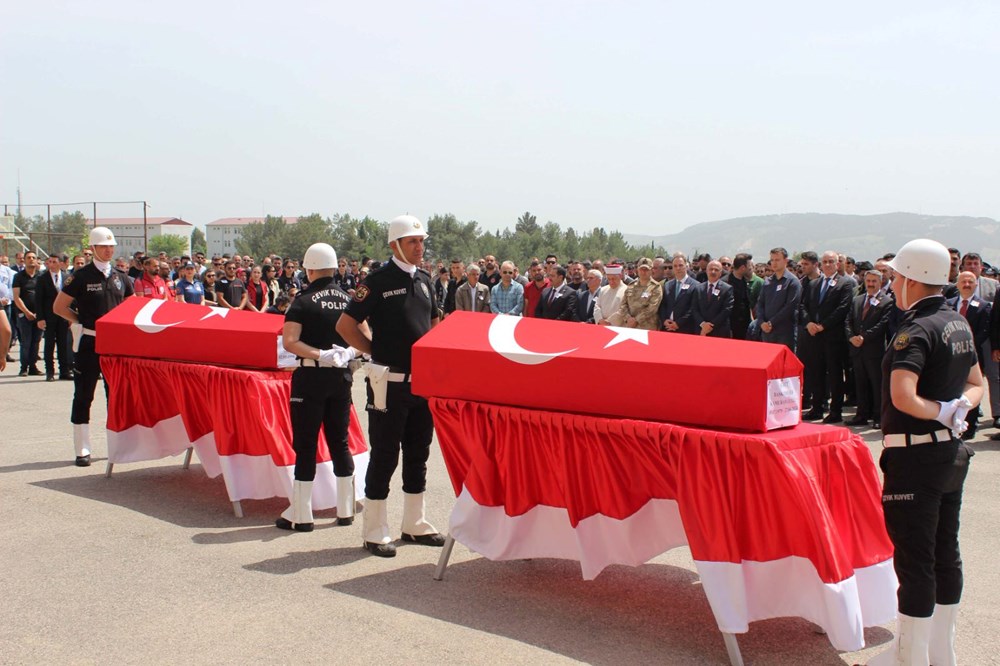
[2,1,998,235]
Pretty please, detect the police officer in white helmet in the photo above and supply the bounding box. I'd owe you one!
[337,215,445,557]
[864,239,982,666]
[53,227,135,466]
[275,242,366,532]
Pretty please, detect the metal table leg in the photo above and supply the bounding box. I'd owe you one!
[433,534,456,581]
[182,447,193,470]
[722,632,744,666]
[104,461,114,478]
[232,501,243,518]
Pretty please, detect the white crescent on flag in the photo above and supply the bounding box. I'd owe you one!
[487,314,577,365]
[134,299,185,334]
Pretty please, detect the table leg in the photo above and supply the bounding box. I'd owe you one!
[722,633,744,666]
[104,462,114,478]
[182,447,193,470]
[433,534,456,581]
[232,501,243,518]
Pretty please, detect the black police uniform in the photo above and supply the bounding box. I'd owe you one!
[880,294,976,618]
[344,260,437,501]
[61,263,134,426]
[284,276,355,481]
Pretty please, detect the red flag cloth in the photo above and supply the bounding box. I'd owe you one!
[100,356,368,507]
[96,297,295,370]
[429,397,896,650]
[413,312,803,431]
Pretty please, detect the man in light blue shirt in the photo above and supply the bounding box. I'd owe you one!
[0,259,14,362]
[490,261,524,316]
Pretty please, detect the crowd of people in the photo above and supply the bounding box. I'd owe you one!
[4,243,999,439]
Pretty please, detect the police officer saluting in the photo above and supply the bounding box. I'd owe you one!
[865,239,982,666]
[53,227,134,466]
[336,214,444,558]
[275,243,364,532]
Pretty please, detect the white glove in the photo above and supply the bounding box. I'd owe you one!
[936,398,969,437]
[950,396,974,437]
[70,323,83,353]
[317,345,356,368]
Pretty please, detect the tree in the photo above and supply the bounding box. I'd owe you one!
[515,211,539,236]
[236,215,287,258]
[283,213,334,261]
[331,214,388,261]
[191,227,207,255]
[148,233,189,257]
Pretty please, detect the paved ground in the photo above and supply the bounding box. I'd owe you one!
[2,356,999,665]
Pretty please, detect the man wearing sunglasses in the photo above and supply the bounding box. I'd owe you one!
[490,261,523,316]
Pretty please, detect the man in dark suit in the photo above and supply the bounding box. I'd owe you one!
[844,270,894,428]
[659,254,699,334]
[951,271,991,438]
[576,269,601,323]
[725,253,753,339]
[692,260,734,338]
[755,247,801,350]
[800,251,854,423]
[35,255,73,381]
[536,265,579,321]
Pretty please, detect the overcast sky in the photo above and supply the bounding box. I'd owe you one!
[2,1,998,234]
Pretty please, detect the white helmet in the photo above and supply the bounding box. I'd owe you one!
[887,239,950,285]
[387,214,428,244]
[302,242,338,270]
[89,226,117,246]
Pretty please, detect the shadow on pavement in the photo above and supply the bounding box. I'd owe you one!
[30,465,270,529]
[191,515,342,546]
[325,557,873,665]
[244,546,370,574]
[0,459,84,474]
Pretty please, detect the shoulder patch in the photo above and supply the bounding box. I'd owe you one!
[64,275,73,286]
[354,284,370,302]
[893,332,910,351]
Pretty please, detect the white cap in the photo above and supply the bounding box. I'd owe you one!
[887,239,950,285]
[302,242,338,270]
[89,226,117,246]
[387,214,428,244]
[605,264,623,275]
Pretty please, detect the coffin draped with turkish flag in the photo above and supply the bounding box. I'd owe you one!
[96,296,296,368]
[412,312,803,432]
[94,297,368,510]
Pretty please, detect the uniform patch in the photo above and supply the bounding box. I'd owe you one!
[419,282,430,298]
[893,333,910,350]
[354,285,370,302]
[64,275,73,286]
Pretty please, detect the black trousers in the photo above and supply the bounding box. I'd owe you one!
[71,336,108,424]
[289,368,355,481]
[879,439,972,617]
[802,333,845,414]
[851,352,882,420]
[43,317,70,376]
[364,379,434,500]
[16,315,41,370]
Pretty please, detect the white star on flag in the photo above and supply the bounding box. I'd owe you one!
[200,308,231,321]
[604,326,650,348]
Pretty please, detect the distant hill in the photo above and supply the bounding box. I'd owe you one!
[622,212,1000,263]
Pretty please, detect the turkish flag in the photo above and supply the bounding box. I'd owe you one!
[97,297,295,370]
[412,312,803,432]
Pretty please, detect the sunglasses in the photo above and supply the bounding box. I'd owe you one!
[545,260,557,264]
[501,270,513,275]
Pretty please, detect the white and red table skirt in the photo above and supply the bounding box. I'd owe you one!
[100,355,368,510]
[430,397,896,652]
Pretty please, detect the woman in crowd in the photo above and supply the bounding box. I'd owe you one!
[174,262,204,305]
[245,266,270,313]
[261,264,281,305]
[201,270,218,305]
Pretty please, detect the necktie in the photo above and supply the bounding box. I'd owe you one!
[861,298,871,320]
[960,299,969,317]
[819,278,829,302]
[708,282,715,299]
[674,281,681,299]
[548,288,557,306]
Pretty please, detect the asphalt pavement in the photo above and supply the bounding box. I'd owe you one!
[2,356,998,665]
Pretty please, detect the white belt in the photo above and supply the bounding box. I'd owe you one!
[882,429,953,448]
[82,328,96,336]
[386,372,409,383]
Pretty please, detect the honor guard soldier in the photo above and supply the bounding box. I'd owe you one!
[865,239,982,666]
[53,227,135,466]
[337,214,445,558]
[275,243,364,532]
